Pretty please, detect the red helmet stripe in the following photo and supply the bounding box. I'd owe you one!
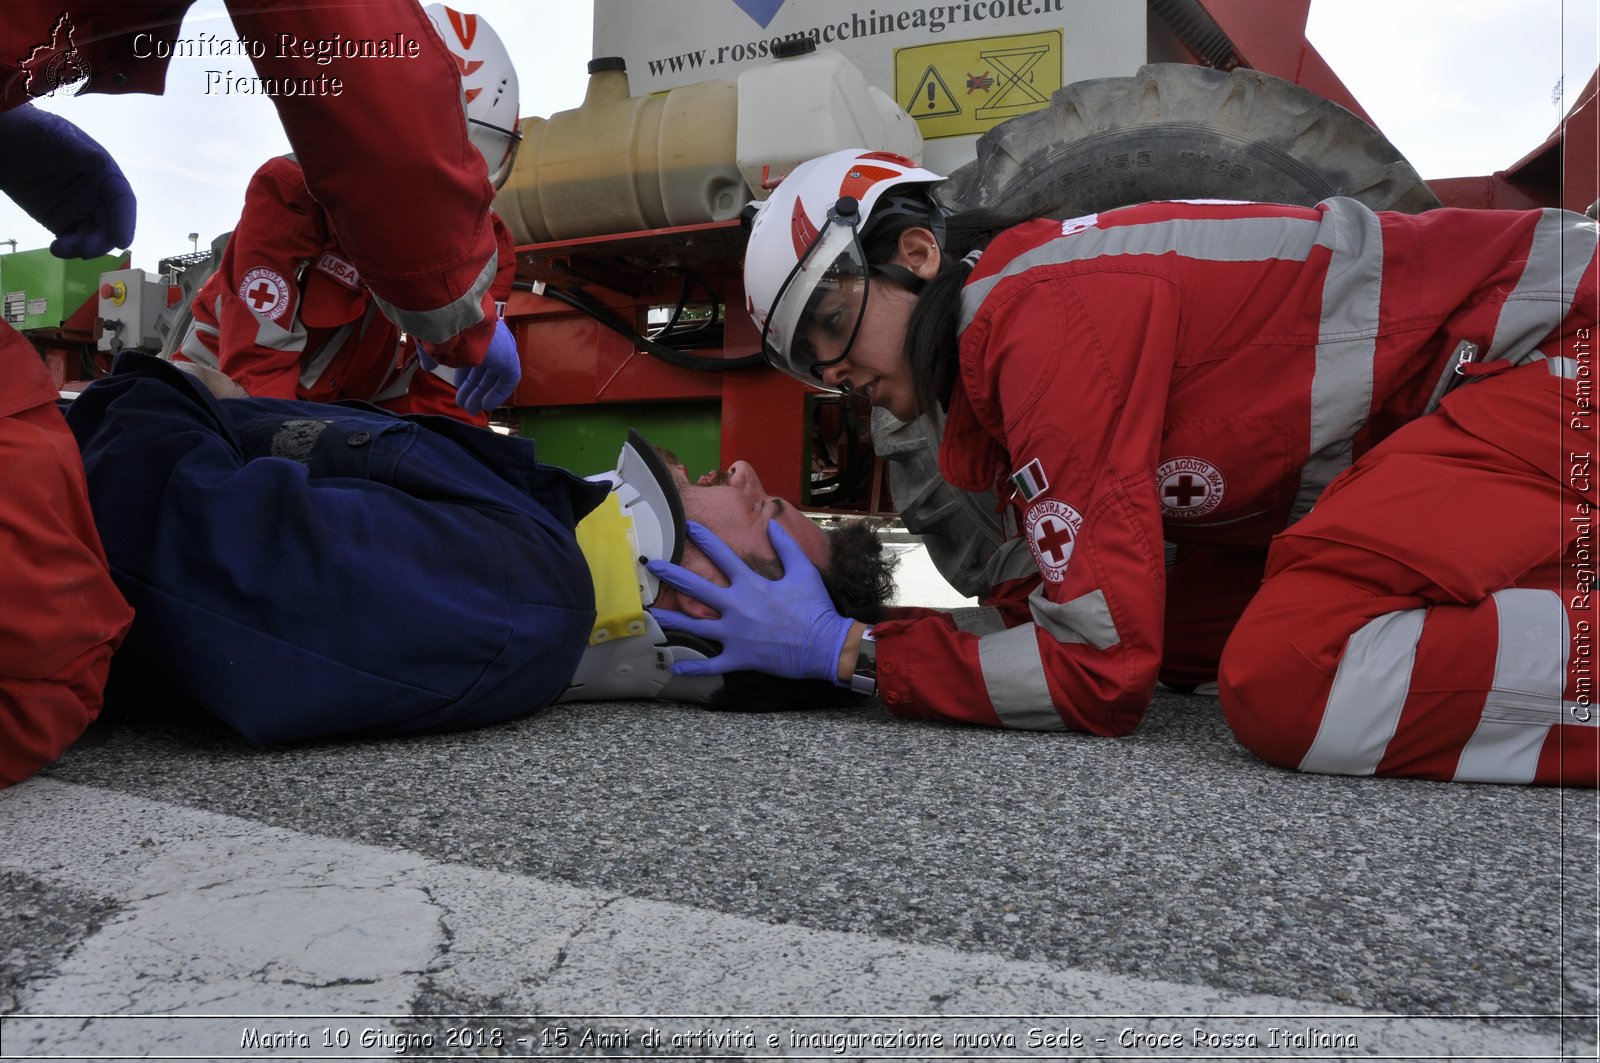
[790,197,819,259]
[839,164,906,203]
[447,9,478,48]
[857,151,918,167]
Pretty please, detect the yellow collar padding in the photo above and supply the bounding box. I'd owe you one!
[573,492,650,646]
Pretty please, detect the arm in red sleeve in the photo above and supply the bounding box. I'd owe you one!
[873,271,1181,734]
[223,0,498,358]
[200,157,327,401]
[0,339,132,787]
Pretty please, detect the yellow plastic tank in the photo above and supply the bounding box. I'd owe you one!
[494,57,745,243]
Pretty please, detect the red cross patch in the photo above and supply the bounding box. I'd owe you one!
[1025,498,1083,583]
[1156,456,1226,519]
[238,267,291,322]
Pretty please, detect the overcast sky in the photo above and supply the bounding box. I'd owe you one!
[1,0,1595,268]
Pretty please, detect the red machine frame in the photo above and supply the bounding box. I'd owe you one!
[502,0,1599,513]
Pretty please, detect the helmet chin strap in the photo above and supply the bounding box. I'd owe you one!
[559,430,725,705]
[869,261,927,294]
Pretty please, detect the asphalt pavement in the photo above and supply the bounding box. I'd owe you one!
[1,547,1597,1062]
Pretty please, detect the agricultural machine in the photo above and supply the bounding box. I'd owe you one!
[11,0,1595,594]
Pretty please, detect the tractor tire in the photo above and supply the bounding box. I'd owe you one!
[874,63,1439,598]
[155,231,231,360]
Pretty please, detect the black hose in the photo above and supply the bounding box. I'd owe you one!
[513,280,765,372]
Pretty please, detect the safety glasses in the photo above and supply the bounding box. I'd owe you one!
[759,198,871,391]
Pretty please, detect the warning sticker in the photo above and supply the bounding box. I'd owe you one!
[894,30,1062,140]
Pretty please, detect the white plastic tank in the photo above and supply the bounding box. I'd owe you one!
[736,38,923,198]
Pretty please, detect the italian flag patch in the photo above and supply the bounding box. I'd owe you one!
[1011,458,1049,503]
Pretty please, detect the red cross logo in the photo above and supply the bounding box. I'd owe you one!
[1035,517,1075,565]
[1156,457,1226,519]
[246,282,277,311]
[237,268,290,322]
[1025,498,1083,583]
[1163,474,1207,508]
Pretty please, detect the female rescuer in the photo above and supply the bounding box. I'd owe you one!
[647,148,1599,786]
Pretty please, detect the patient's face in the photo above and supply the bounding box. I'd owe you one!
[657,451,831,585]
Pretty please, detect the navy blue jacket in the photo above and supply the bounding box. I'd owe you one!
[67,354,605,745]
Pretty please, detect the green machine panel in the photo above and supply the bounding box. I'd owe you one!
[1,249,125,330]
[516,402,721,478]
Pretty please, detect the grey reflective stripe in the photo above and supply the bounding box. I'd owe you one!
[959,214,1324,332]
[252,304,308,354]
[1455,589,1594,783]
[1290,198,1384,523]
[1485,210,1596,365]
[1028,585,1121,651]
[370,360,422,405]
[369,253,496,344]
[1547,356,1580,380]
[986,537,1039,585]
[297,319,358,390]
[176,320,221,368]
[977,624,1066,730]
[1298,607,1425,776]
[949,606,1006,636]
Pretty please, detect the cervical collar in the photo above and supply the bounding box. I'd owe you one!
[558,430,724,704]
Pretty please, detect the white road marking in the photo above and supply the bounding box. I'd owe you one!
[0,778,1582,1059]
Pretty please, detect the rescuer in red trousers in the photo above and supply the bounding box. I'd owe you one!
[650,148,1599,786]
[0,0,514,787]
[176,6,526,424]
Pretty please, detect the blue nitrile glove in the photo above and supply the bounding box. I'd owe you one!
[417,318,522,415]
[647,519,855,683]
[0,104,135,259]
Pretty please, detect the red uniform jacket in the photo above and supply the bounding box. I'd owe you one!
[871,199,1598,733]
[178,155,517,423]
[1,1,502,361]
[0,335,133,786]
[0,0,505,785]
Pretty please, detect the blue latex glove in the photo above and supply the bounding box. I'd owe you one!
[648,519,855,684]
[417,318,522,415]
[0,104,135,259]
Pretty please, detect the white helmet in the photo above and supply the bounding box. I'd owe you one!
[424,4,522,190]
[742,148,945,388]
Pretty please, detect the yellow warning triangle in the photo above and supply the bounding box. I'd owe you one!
[906,65,961,119]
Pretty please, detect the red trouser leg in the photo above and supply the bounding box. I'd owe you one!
[1219,364,1598,785]
[0,331,133,787]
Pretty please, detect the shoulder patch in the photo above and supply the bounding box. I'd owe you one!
[1025,498,1083,583]
[1010,458,1050,503]
[313,252,363,292]
[1156,456,1226,518]
[238,267,292,322]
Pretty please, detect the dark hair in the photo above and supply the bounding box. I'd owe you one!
[855,184,1075,417]
[901,205,1042,416]
[705,519,899,712]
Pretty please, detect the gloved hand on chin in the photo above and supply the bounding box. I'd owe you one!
[647,519,854,684]
[0,104,135,259]
[417,318,522,415]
